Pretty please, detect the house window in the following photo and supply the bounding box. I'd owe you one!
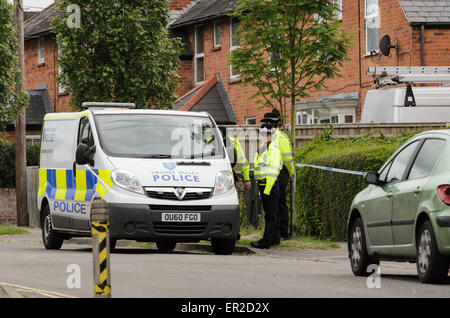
[245,117,256,125]
[365,0,379,55]
[331,115,339,124]
[334,0,343,20]
[194,25,205,84]
[57,45,67,94]
[38,37,45,64]
[213,21,221,48]
[26,135,41,146]
[230,18,240,79]
[345,115,354,123]
[296,112,308,125]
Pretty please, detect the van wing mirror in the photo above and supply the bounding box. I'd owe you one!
[76,143,96,167]
[364,172,383,186]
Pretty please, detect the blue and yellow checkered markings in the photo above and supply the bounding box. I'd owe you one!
[38,168,109,201]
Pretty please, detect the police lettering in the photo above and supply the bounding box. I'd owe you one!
[153,174,200,182]
[54,201,87,214]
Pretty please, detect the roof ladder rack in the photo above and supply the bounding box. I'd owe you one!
[82,102,136,109]
[367,66,450,107]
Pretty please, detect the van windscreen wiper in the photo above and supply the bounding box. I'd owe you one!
[139,154,172,159]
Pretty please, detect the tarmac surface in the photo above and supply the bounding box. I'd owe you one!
[0,227,449,298]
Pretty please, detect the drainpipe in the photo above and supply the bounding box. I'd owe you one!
[420,24,425,66]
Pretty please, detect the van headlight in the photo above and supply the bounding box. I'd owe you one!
[213,170,234,196]
[111,169,145,195]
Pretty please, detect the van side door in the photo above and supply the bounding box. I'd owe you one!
[72,116,96,231]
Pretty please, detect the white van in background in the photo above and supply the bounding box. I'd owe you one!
[37,103,240,255]
[361,85,450,123]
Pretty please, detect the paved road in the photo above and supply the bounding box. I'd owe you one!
[0,230,449,298]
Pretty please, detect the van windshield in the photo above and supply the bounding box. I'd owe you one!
[94,114,224,159]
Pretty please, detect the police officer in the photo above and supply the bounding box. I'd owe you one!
[251,124,283,249]
[219,127,251,190]
[261,110,294,240]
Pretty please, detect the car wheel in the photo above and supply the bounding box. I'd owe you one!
[349,218,379,276]
[156,239,177,252]
[41,204,64,250]
[211,238,235,255]
[416,221,449,284]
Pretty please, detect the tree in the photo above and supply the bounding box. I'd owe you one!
[52,0,182,110]
[0,0,28,131]
[230,0,351,235]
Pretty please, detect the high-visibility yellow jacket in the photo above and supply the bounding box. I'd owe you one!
[229,137,250,181]
[273,128,294,176]
[254,140,283,195]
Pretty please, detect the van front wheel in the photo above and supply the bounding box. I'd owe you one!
[211,238,235,255]
[41,204,64,250]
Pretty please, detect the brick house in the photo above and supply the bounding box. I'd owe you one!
[21,0,450,127]
[169,0,450,125]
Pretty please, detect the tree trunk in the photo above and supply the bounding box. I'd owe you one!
[15,0,28,226]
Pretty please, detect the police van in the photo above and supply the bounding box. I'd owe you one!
[37,102,240,255]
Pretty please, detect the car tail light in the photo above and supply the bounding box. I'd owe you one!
[437,185,450,205]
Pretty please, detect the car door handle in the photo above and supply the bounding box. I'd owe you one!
[386,193,393,199]
[414,186,421,194]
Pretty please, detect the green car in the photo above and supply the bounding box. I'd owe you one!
[348,130,450,284]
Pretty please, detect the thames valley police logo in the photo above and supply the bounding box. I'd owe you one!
[163,162,176,170]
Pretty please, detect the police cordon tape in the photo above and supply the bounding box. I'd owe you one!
[295,163,367,177]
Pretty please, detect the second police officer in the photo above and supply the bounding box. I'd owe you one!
[261,110,295,240]
[251,123,283,249]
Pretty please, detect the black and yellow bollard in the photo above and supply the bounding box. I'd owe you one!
[91,199,111,298]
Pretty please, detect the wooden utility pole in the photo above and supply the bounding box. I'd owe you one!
[14,0,28,226]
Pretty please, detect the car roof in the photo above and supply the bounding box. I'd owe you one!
[414,129,450,138]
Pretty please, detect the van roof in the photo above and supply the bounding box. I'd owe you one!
[90,109,210,117]
[44,109,211,119]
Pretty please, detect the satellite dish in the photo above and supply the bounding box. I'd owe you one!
[379,35,397,56]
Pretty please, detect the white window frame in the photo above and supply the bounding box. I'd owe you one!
[38,37,45,64]
[230,18,240,79]
[334,0,343,21]
[365,0,379,55]
[57,45,67,94]
[194,25,205,84]
[213,20,221,48]
[296,112,309,125]
[245,116,256,125]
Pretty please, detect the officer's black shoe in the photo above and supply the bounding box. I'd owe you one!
[251,241,270,249]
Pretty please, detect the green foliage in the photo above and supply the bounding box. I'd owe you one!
[52,0,182,110]
[294,130,423,241]
[0,139,40,188]
[230,0,352,139]
[0,0,29,131]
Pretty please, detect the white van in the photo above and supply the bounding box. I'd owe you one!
[361,86,450,123]
[37,103,240,255]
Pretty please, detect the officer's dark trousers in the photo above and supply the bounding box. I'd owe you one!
[278,167,290,238]
[258,180,280,246]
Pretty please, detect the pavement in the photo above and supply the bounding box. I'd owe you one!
[1,227,449,298]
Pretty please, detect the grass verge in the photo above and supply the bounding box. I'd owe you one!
[0,225,30,236]
[238,227,340,250]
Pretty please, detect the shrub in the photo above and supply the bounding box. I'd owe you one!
[0,139,40,188]
[294,130,422,241]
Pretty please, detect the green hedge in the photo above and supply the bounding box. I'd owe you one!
[0,139,40,188]
[294,130,421,241]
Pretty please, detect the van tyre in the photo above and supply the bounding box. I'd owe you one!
[156,239,177,252]
[110,239,117,253]
[211,238,235,255]
[349,218,379,276]
[416,221,449,284]
[41,204,64,250]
